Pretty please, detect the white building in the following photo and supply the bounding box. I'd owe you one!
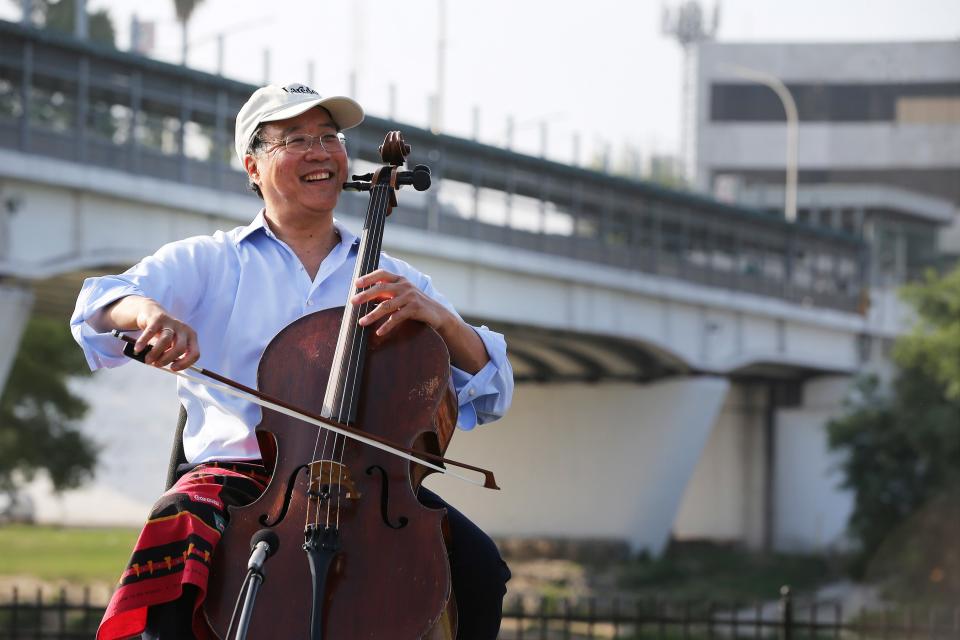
[675,40,959,551]
[696,40,959,270]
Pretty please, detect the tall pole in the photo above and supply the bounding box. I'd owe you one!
[74,0,88,39]
[662,1,719,185]
[433,0,446,134]
[180,20,188,65]
[351,0,363,99]
[724,64,799,223]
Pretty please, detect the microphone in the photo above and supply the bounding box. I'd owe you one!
[247,529,280,574]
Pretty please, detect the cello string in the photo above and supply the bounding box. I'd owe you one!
[334,181,383,428]
[338,180,390,527]
[343,180,389,446]
[308,189,388,531]
[337,179,388,429]
[346,178,393,526]
[324,460,333,529]
[308,426,331,531]
[330,178,390,529]
[314,179,383,474]
[313,392,338,530]
[334,450,345,530]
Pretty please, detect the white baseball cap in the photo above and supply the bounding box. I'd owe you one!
[234,82,364,162]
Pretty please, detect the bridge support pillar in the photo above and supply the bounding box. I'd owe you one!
[432,376,730,555]
[0,282,34,395]
[772,376,855,551]
[674,378,857,553]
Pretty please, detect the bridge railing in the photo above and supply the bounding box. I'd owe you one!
[0,20,866,312]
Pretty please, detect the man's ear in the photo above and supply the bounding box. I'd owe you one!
[244,154,259,182]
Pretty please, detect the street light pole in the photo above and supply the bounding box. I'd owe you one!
[74,0,88,39]
[433,0,446,134]
[724,64,799,222]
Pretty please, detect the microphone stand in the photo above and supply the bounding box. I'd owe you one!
[230,530,279,640]
[234,567,265,640]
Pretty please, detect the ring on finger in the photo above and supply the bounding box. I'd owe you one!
[160,328,176,336]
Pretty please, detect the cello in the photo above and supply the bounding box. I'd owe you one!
[201,131,476,639]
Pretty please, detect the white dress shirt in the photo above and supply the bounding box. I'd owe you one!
[71,211,513,464]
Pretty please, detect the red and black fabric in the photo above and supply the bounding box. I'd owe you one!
[96,461,268,640]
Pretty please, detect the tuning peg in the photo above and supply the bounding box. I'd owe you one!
[410,165,431,192]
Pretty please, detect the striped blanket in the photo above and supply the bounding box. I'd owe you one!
[97,462,268,640]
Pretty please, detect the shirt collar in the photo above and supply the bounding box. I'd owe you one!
[332,218,360,247]
[236,209,360,248]
[235,209,270,244]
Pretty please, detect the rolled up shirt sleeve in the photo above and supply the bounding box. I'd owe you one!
[70,238,209,370]
[450,324,513,431]
[71,277,148,369]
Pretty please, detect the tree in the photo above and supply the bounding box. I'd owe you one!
[173,0,206,65]
[646,153,688,190]
[828,266,960,603]
[896,265,960,400]
[19,0,117,47]
[0,316,97,497]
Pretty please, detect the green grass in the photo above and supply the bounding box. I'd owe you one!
[613,541,846,602]
[0,527,848,604]
[0,524,139,584]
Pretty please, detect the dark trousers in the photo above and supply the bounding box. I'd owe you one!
[418,488,512,640]
[144,489,511,640]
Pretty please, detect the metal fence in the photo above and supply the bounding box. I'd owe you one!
[2,586,958,640]
[0,19,867,313]
[0,587,101,640]
[498,589,960,640]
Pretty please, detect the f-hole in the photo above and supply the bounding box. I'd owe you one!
[260,464,309,527]
[366,465,408,529]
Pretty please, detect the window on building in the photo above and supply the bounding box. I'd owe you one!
[896,97,960,124]
[710,82,960,122]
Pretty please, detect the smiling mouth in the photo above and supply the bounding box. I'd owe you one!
[302,170,332,183]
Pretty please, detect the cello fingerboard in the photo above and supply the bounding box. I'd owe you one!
[320,176,392,424]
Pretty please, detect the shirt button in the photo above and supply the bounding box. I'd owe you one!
[306,300,313,307]
[467,388,476,397]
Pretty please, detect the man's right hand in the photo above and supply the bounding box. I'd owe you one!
[89,296,200,371]
[134,299,200,370]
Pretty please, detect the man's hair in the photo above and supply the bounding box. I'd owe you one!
[246,125,265,199]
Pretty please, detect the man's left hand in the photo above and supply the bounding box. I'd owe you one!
[352,269,453,337]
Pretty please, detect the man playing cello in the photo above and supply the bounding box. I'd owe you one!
[71,82,513,640]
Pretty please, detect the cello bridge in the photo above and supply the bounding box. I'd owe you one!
[308,460,362,500]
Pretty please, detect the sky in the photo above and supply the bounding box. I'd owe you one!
[5,0,960,511]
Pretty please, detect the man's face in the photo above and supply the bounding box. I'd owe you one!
[246,107,348,220]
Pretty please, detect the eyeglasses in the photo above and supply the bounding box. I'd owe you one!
[261,132,346,155]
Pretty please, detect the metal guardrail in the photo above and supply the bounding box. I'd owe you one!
[0,20,867,312]
[499,590,960,640]
[2,586,958,640]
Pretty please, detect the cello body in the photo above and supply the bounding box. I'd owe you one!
[204,308,458,638]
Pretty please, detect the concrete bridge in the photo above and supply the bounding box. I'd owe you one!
[0,21,887,553]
